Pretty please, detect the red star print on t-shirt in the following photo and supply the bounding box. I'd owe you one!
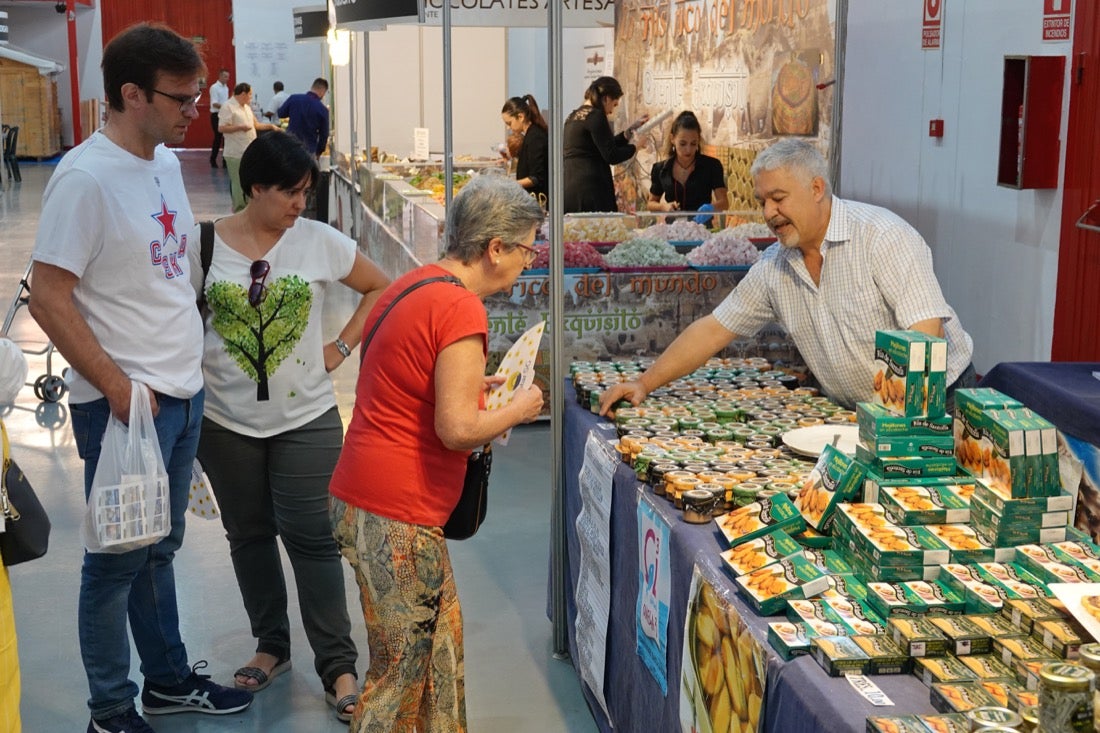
[151,196,178,243]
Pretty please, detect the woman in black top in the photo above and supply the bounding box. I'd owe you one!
[562,76,646,213]
[501,95,550,208]
[647,111,729,218]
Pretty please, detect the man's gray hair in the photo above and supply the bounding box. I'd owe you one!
[443,174,545,264]
[750,138,833,197]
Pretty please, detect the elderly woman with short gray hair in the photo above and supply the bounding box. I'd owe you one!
[328,174,545,732]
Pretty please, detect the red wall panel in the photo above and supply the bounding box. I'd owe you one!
[100,0,234,149]
[1052,3,1100,359]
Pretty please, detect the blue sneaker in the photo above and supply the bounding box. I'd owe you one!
[141,660,253,716]
[87,708,156,733]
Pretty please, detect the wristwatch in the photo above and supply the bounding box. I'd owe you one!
[334,338,352,358]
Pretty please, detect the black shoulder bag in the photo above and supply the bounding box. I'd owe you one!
[197,220,215,314]
[360,276,492,541]
[0,419,50,566]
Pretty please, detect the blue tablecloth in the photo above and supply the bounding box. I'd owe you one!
[979,362,1100,446]
[559,385,937,732]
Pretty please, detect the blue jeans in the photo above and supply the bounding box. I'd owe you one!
[70,390,204,719]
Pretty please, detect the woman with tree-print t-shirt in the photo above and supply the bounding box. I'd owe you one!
[189,133,389,723]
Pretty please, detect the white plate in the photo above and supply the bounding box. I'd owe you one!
[782,424,859,458]
[1049,583,1100,642]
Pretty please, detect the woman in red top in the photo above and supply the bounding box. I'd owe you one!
[329,175,544,732]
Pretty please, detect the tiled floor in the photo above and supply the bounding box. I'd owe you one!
[1,150,597,732]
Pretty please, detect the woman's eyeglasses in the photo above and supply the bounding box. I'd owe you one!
[150,89,203,114]
[249,260,270,307]
[513,243,539,265]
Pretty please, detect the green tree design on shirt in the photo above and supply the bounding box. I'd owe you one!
[208,275,312,401]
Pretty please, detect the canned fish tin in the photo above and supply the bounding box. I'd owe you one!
[1038,661,1094,732]
[966,706,1023,730]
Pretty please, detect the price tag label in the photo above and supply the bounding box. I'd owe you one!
[846,673,894,706]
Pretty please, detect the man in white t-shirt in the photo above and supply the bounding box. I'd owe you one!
[28,23,252,733]
[208,68,230,168]
[219,82,280,211]
[263,80,289,122]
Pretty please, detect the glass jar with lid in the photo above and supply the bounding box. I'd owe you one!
[1038,661,1095,732]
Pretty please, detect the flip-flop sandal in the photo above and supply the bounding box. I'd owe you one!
[233,658,292,691]
[325,689,358,723]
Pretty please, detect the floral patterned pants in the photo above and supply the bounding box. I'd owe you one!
[331,497,465,733]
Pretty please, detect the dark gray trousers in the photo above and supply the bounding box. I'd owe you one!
[197,406,357,689]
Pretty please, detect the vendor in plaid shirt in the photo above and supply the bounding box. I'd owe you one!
[600,137,975,413]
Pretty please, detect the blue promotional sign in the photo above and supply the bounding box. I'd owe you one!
[636,496,670,693]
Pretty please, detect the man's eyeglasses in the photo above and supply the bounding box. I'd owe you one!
[150,89,202,114]
[513,242,539,266]
[249,260,270,307]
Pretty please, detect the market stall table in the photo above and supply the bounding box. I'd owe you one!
[558,384,940,733]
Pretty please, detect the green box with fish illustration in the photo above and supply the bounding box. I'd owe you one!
[873,330,928,417]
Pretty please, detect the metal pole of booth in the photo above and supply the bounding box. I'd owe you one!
[442,0,453,210]
[362,32,371,170]
[349,33,357,166]
[831,0,848,195]
[548,0,568,658]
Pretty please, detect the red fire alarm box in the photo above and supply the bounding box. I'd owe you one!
[997,55,1065,189]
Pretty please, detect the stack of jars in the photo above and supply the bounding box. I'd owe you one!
[573,358,856,515]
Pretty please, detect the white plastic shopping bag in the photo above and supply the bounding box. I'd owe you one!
[82,381,170,553]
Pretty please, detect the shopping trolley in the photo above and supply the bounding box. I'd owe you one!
[1,260,68,403]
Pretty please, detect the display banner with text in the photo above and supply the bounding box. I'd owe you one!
[611,0,838,212]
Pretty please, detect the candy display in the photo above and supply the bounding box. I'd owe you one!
[639,219,712,242]
[603,237,689,268]
[527,241,606,270]
[726,222,775,239]
[686,232,761,267]
[562,214,634,244]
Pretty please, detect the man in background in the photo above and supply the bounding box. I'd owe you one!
[278,77,330,157]
[29,23,252,733]
[220,82,281,211]
[263,80,289,122]
[208,67,230,168]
